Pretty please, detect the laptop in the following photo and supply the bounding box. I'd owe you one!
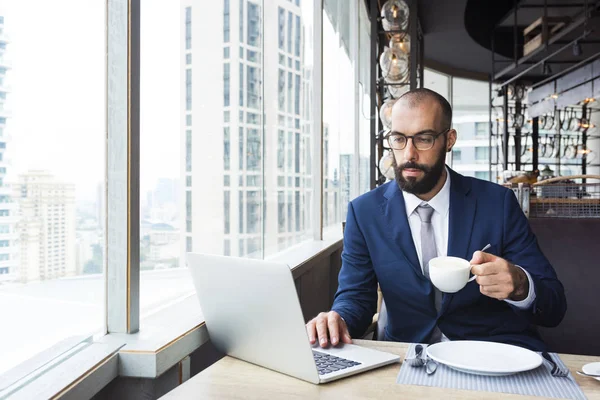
[187,253,400,384]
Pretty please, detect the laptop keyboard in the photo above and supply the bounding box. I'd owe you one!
[313,350,362,375]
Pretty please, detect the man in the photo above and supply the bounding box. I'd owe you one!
[306,88,566,351]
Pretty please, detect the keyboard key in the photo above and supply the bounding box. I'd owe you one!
[313,350,362,375]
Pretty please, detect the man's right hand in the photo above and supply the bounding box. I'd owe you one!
[305,311,353,348]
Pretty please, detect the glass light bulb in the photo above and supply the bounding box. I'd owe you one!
[389,33,410,54]
[379,47,408,81]
[386,76,409,98]
[380,98,397,129]
[381,0,409,32]
[379,151,396,181]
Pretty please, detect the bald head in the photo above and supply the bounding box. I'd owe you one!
[393,88,452,131]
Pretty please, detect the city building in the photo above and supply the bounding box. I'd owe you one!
[13,171,76,282]
[0,14,17,281]
[181,0,316,261]
[450,119,497,180]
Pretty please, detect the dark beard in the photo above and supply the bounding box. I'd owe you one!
[392,146,447,195]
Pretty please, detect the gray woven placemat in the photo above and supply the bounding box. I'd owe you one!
[396,343,586,400]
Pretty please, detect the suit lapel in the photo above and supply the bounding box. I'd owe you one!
[442,169,477,313]
[380,182,427,282]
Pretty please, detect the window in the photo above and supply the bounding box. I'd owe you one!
[0,8,372,394]
[295,133,300,173]
[0,2,106,375]
[246,128,260,171]
[323,0,357,228]
[295,191,300,232]
[247,65,260,109]
[247,2,260,48]
[294,74,300,116]
[186,191,192,233]
[295,15,301,57]
[223,239,231,256]
[246,191,259,234]
[224,191,230,234]
[223,0,230,42]
[278,69,285,111]
[239,0,244,44]
[239,127,244,169]
[186,69,192,111]
[475,171,489,180]
[185,7,192,49]
[475,121,488,137]
[186,130,192,172]
[239,192,244,234]
[453,148,462,161]
[287,71,293,113]
[451,77,491,174]
[278,8,285,50]
[239,62,244,106]
[277,130,285,170]
[246,112,260,124]
[424,68,450,101]
[278,192,285,233]
[475,147,489,161]
[247,175,260,186]
[224,127,230,170]
[224,63,230,107]
[287,11,293,53]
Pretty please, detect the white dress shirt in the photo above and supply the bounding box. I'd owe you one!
[401,168,536,340]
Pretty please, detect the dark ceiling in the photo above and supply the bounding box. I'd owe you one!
[368,0,600,83]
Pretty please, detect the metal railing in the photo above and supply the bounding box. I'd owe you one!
[509,175,600,218]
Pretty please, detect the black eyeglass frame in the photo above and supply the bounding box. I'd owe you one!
[385,128,451,151]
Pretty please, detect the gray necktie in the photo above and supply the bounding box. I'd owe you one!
[416,204,443,343]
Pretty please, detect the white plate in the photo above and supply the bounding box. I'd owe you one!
[426,341,543,376]
[582,362,600,382]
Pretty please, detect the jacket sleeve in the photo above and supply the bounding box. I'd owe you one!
[330,201,378,338]
[502,188,567,327]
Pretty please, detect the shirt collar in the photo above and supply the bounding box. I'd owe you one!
[402,166,451,218]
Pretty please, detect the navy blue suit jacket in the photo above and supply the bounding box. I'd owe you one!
[331,168,567,351]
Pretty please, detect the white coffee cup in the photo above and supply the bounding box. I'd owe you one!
[428,256,477,293]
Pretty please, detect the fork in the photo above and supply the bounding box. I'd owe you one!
[542,351,569,377]
[405,345,438,375]
[405,344,425,367]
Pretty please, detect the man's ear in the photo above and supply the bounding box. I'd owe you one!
[446,129,457,152]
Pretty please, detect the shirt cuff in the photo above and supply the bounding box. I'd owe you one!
[504,266,536,309]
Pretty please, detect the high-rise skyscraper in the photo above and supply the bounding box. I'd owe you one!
[0,15,18,281]
[181,0,314,261]
[13,171,76,282]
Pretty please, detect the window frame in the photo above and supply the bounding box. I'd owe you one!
[2,0,369,397]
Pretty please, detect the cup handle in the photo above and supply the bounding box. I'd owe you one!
[468,275,477,282]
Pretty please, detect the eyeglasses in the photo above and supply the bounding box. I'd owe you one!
[386,128,450,151]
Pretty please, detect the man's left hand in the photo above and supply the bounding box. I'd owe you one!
[470,251,529,301]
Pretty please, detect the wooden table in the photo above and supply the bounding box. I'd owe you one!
[161,339,600,399]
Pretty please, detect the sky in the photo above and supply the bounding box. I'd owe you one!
[0,0,377,203]
[1,0,181,202]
